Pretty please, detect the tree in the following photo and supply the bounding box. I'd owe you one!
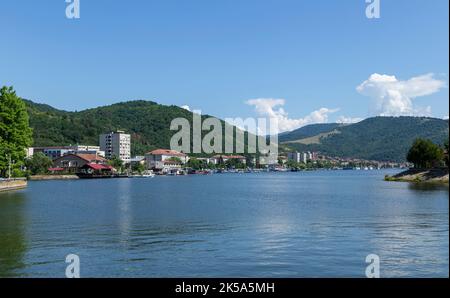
[25,152,53,175]
[0,86,33,177]
[407,138,444,169]
[131,162,145,174]
[108,156,124,172]
[186,158,204,170]
[225,158,245,169]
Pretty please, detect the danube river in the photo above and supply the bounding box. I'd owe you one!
[0,170,448,277]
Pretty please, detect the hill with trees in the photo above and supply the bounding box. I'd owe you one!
[24,98,449,162]
[25,99,254,156]
[281,117,449,162]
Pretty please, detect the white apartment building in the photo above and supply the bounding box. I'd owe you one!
[30,145,105,160]
[99,130,131,163]
[288,151,315,164]
[145,149,188,171]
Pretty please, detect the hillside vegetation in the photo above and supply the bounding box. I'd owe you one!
[25,99,254,156]
[281,117,449,162]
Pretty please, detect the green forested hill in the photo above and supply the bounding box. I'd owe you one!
[25,99,449,161]
[278,123,346,142]
[282,116,449,162]
[25,99,224,155]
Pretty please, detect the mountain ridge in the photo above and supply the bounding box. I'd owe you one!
[280,116,449,162]
[24,99,449,161]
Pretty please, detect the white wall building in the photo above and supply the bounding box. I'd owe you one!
[29,145,105,160]
[145,149,188,171]
[99,131,131,163]
[288,151,315,164]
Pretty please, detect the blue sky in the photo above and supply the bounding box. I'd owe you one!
[0,0,448,132]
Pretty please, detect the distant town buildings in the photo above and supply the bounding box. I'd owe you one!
[287,151,318,164]
[99,130,131,163]
[211,155,247,165]
[130,156,146,167]
[29,145,105,160]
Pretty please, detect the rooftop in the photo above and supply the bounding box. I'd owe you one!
[147,149,187,157]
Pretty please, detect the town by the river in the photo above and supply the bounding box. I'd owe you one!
[0,169,448,277]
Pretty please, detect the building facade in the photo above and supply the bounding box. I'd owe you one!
[99,131,131,163]
[145,149,188,171]
[30,145,105,160]
[52,154,107,173]
[211,155,247,165]
[287,151,317,164]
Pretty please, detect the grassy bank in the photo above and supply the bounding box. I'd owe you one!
[385,168,449,183]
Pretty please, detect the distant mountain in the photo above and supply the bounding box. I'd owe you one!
[281,117,449,162]
[278,123,346,143]
[24,99,252,156]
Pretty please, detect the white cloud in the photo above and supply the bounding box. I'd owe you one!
[356,73,446,116]
[180,105,191,111]
[336,116,364,124]
[245,98,339,134]
[444,115,449,120]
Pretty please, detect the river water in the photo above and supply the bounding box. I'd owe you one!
[0,169,448,277]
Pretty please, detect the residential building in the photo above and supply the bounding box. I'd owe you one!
[287,152,302,163]
[211,155,246,165]
[30,145,105,160]
[99,130,131,163]
[25,147,34,158]
[145,149,188,171]
[287,151,317,164]
[130,156,146,166]
[52,153,107,173]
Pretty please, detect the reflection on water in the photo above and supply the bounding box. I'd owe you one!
[407,182,450,192]
[0,191,27,277]
[0,170,448,277]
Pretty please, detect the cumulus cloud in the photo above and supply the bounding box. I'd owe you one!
[357,73,446,116]
[245,98,339,134]
[180,105,191,111]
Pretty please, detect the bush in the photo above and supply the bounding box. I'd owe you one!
[25,152,53,175]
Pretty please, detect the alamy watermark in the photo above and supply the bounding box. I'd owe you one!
[365,254,380,278]
[65,254,80,278]
[365,0,380,19]
[65,0,80,19]
[169,111,279,164]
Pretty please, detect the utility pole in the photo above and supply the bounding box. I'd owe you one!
[7,154,11,180]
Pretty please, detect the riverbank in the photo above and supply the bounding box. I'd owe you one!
[385,168,449,183]
[29,175,79,181]
[0,178,27,192]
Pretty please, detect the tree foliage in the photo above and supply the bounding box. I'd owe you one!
[131,162,145,174]
[25,152,53,175]
[108,156,124,172]
[407,138,444,169]
[0,86,33,177]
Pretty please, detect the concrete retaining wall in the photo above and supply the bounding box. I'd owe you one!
[0,179,27,192]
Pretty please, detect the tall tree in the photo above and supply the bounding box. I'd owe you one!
[0,87,33,177]
[407,138,444,169]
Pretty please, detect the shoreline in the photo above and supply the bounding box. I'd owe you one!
[385,168,449,184]
[0,178,27,192]
[29,175,79,181]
